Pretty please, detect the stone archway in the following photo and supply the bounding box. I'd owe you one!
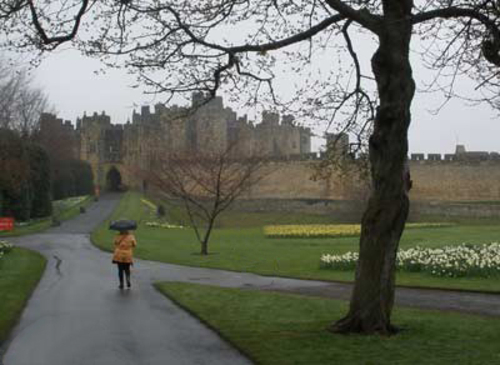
[106,166,122,191]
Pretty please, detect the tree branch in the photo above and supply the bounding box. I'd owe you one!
[28,0,91,48]
[149,4,347,54]
[412,6,498,34]
[323,0,380,33]
[0,0,27,20]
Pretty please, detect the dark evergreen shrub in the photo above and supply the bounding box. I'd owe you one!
[28,144,52,218]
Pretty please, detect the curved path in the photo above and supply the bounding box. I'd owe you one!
[1,195,251,365]
[2,195,500,365]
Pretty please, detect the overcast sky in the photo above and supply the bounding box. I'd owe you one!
[31,47,500,155]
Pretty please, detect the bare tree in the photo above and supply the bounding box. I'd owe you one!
[0,61,19,129]
[0,60,50,137]
[143,142,265,256]
[409,2,500,115]
[3,0,500,334]
[16,82,50,137]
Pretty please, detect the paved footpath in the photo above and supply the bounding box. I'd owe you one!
[1,195,251,365]
[2,195,500,365]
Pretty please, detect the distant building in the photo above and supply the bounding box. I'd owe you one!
[41,93,312,189]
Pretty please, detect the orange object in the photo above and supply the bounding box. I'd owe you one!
[0,217,14,231]
[112,233,137,264]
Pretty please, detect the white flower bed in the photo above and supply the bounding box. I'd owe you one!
[53,195,88,210]
[145,221,184,229]
[321,243,500,278]
[0,240,14,260]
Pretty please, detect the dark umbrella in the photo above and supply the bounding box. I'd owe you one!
[109,219,137,231]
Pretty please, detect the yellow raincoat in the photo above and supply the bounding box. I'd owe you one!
[112,233,137,264]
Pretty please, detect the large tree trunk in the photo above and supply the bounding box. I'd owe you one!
[330,1,415,335]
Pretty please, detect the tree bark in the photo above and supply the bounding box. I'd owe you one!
[330,1,416,335]
[201,239,208,255]
[200,217,216,255]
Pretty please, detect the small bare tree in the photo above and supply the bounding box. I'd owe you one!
[143,143,265,255]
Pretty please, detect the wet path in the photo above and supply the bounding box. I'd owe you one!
[1,195,251,365]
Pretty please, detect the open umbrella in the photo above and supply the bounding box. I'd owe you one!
[109,219,137,231]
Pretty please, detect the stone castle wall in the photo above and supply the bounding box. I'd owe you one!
[145,158,500,219]
[241,159,500,202]
[408,160,500,201]
[40,97,500,206]
[233,159,500,219]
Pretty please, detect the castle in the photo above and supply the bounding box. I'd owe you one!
[40,93,313,190]
[40,93,500,219]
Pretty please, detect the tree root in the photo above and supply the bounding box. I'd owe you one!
[328,315,400,336]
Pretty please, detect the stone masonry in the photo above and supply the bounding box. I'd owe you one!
[39,95,500,206]
[41,93,312,190]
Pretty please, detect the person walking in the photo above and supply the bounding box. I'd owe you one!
[112,230,137,289]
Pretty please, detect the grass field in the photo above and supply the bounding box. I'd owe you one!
[92,192,500,292]
[156,282,500,365]
[0,195,93,237]
[0,248,46,344]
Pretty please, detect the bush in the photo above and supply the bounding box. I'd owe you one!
[52,159,94,200]
[0,129,30,219]
[28,144,52,218]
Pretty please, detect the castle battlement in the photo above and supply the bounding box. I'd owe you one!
[410,149,500,162]
[261,111,280,126]
[77,111,112,130]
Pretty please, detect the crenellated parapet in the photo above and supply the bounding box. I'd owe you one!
[410,143,500,162]
[410,150,500,163]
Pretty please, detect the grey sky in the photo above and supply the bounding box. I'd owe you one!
[32,47,500,155]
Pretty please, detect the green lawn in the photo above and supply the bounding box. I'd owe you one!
[92,192,500,292]
[156,282,500,365]
[0,248,46,343]
[0,195,93,237]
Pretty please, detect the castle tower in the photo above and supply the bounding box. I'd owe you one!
[39,113,79,159]
[191,94,228,154]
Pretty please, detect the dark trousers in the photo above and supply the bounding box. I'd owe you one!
[117,262,131,286]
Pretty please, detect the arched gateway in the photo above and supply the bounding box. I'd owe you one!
[106,166,122,191]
